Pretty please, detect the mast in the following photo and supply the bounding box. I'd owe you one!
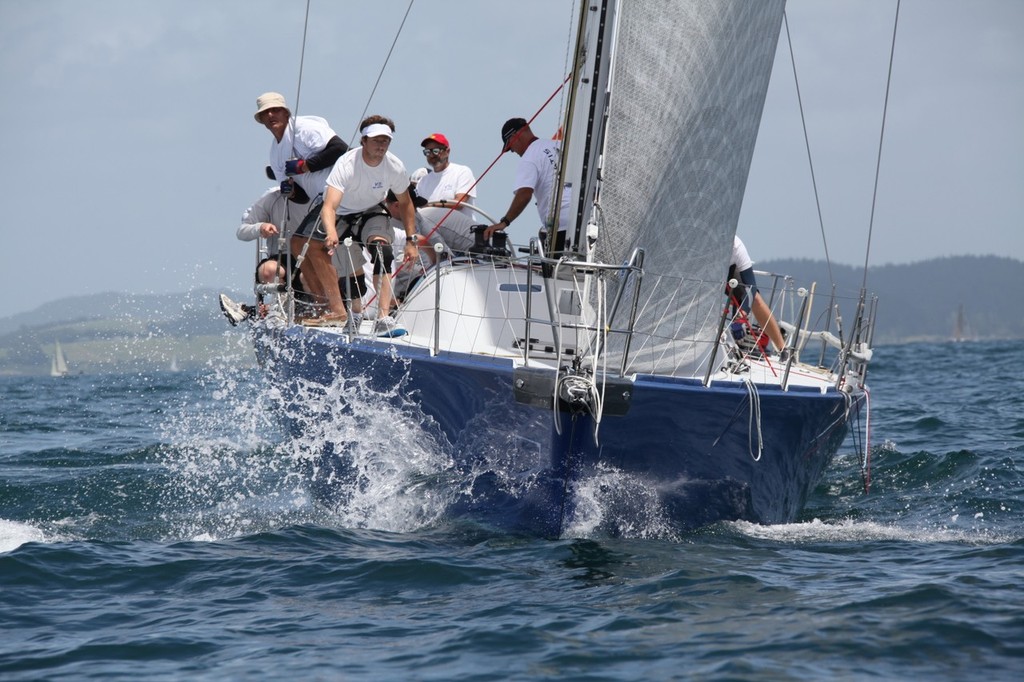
[554,0,617,256]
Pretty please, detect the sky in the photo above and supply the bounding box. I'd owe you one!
[1,0,1021,318]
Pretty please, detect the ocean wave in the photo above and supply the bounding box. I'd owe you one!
[0,518,49,553]
[728,517,1020,545]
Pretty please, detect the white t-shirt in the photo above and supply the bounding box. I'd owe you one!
[326,148,410,215]
[515,138,571,230]
[415,163,477,208]
[732,236,754,271]
[268,115,337,200]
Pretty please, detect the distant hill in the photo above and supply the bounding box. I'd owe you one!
[758,255,1023,344]
[0,289,253,376]
[0,257,1020,375]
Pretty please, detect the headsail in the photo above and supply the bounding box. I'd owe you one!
[586,0,785,375]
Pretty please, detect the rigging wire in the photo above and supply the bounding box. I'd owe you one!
[782,11,834,287]
[350,0,416,145]
[281,0,313,319]
[863,0,902,292]
[289,0,313,157]
[783,0,901,294]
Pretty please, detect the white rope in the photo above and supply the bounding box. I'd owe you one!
[589,272,609,443]
[550,262,612,444]
[743,377,764,461]
[862,386,872,485]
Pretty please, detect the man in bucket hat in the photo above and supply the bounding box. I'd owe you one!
[254,92,351,321]
[254,91,349,204]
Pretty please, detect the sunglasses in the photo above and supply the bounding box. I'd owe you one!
[422,147,447,157]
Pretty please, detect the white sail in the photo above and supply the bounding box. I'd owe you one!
[592,0,786,375]
[51,340,69,377]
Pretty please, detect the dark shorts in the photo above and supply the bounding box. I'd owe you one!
[294,203,391,247]
[726,265,758,313]
[293,199,327,241]
[330,209,391,244]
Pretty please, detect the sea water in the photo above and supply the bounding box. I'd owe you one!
[1,340,1022,680]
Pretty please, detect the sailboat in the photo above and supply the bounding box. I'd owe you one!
[249,0,876,536]
[952,304,972,342]
[50,340,69,377]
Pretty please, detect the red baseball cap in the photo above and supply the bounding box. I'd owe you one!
[421,133,450,148]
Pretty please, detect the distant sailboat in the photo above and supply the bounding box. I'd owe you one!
[169,355,180,372]
[50,340,69,377]
[953,304,973,342]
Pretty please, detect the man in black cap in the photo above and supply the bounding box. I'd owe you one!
[484,118,571,245]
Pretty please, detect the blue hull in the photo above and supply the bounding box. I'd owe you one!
[255,326,859,537]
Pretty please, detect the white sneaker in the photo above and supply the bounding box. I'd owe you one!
[374,315,397,334]
[219,293,250,326]
[347,312,364,332]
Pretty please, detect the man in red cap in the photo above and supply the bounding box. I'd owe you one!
[415,133,478,213]
[413,132,480,255]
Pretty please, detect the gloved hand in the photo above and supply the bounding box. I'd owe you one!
[284,158,306,175]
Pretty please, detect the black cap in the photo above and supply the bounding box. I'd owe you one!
[501,117,527,150]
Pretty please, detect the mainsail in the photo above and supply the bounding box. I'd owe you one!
[590,0,785,375]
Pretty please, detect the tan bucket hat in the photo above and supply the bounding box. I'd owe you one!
[254,92,289,123]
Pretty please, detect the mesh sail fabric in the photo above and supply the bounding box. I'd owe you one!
[595,0,784,376]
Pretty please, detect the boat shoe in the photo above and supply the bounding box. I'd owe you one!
[301,313,348,327]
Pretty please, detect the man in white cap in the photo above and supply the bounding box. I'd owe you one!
[315,115,419,333]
